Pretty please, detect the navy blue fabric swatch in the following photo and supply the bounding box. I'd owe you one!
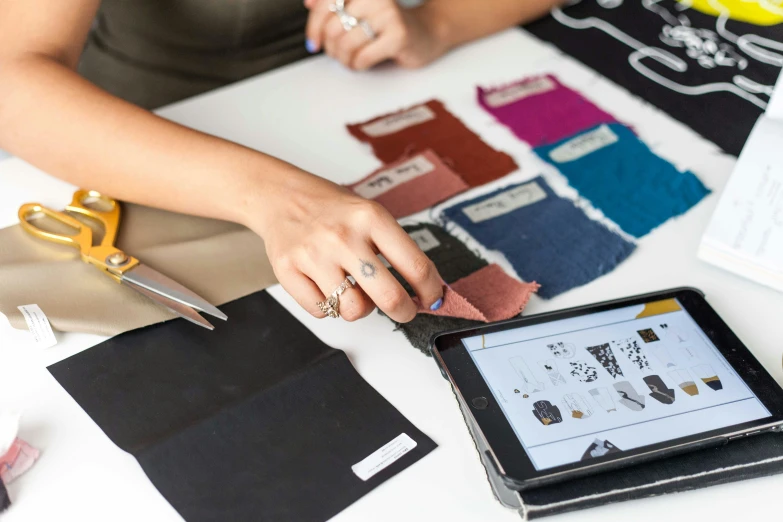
[535,123,710,237]
[442,177,635,298]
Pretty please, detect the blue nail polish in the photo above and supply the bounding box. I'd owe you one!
[430,298,443,311]
[305,39,318,53]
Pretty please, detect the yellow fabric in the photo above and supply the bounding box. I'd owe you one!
[680,0,783,26]
[0,204,277,336]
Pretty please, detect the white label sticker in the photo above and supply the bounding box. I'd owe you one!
[409,228,441,252]
[548,124,618,163]
[353,155,436,199]
[352,433,417,481]
[17,304,57,348]
[462,181,548,223]
[360,106,436,137]
[485,77,557,108]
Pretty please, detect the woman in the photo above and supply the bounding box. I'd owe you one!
[0,0,559,324]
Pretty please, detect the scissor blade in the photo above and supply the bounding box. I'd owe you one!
[121,264,228,321]
[124,280,214,330]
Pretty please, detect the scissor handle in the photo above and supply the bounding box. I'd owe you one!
[65,190,121,247]
[18,203,93,256]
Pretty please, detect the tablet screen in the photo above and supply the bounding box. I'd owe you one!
[462,298,771,470]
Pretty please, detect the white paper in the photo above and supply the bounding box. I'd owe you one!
[351,433,417,481]
[409,228,441,252]
[484,77,556,108]
[17,304,57,348]
[548,124,618,163]
[352,155,435,199]
[0,412,20,457]
[699,115,783,291]
[360,106,435,137]
[462,181,547,223]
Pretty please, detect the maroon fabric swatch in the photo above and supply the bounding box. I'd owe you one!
[478,75,620,147]
[414,264,539,322]
[347,100,518,187]
[346,150,468,218]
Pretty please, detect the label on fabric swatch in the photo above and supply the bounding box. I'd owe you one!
[485,77,557,108]
[548,124,619,163]
[353,155,436,199]
[360,106,436,137]
[409,228,441,252]
[462,181,548,223]
[17,304,57,348]
[351,433,417,481]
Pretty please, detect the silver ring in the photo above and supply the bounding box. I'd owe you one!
[316,277,354,319]
[328,0,376,40]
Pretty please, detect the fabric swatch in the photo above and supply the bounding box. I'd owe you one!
[478,74,620,147]
[0,479,8,513]
[387,313,483,356]
[441,177,636,298]
[346,150,468,218]
[535,123,710,237]
[347,99,518,187]
[0,438,40,484]
[526,0,782,155]
[413,264,539,322]
[48,291,437,522]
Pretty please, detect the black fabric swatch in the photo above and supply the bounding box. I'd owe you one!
[0,479,9,513]
[519,432,783,518]
[384,223,489,355]
[48,291,436,522]
[391,223,489,295]
[525,0,782,155]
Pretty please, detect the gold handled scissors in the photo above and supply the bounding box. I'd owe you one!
[18,190,227,329]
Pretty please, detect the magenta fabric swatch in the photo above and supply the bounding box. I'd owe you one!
[413,264,539,322]
[478,75,620,147]
[347,150,469,219]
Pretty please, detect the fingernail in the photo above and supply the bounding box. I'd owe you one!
[430,298,443,311]
[305,39,318,53]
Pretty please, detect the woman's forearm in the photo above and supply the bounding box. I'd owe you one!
[420,0,562,52]
[0,54,292,228]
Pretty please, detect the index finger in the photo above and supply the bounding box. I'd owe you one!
[370,217,444,311]
[305,0,334,52]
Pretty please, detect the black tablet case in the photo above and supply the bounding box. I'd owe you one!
[454,380,783,519]
[48,291,437,522]
[525,0,783,156]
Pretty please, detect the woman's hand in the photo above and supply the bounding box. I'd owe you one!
[243,164,444,323]
[304,0,447,71]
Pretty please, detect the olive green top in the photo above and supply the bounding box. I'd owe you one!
[79,0,310,109]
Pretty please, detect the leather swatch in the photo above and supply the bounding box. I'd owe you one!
[0,204,277,336]
[347,149,468,218]
[478,74,620,146]
[535,123,710,237]
[48,291,436,522]
[525,0,782,155]
[442,177,636,298]
[414,264,539,322]
[347,100,518,187]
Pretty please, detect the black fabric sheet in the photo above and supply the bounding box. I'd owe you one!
[518,432,783,518]
[49,291,436,522]
[0,479,9,513]
[526,0,783,156]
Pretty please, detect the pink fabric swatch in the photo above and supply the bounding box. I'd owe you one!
[0,438,40,484]
[347,150,469,218]
[414,264,539,322]
[478,75,620,147]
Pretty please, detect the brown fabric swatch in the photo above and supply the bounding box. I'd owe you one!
[346,150,468,218]
[0,204,277,336]
[346,100,518,187]
[413,264,539,322]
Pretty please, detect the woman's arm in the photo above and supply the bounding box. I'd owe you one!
[0,0,444,323]
[306,0,563,70]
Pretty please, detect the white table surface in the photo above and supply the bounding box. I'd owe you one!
[1,28,782,522]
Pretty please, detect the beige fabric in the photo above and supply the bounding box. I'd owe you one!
[0,204,277,336]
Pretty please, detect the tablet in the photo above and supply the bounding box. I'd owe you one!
[432,288,783,490]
